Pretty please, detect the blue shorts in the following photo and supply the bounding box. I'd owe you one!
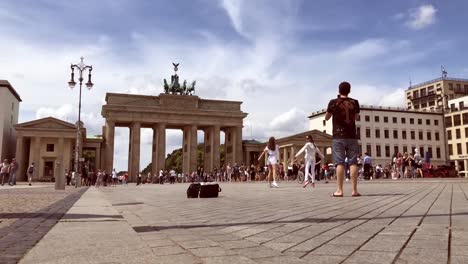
[332,139,359,165]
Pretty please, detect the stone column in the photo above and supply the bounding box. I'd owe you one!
[232,126,243,165]
[224,127,234,166]
[291,146,296,163]
[464,160,468,178]
[32,137,41,180]
[128,122,141,182]
[15,135,25,181]
[55,137,65,190]
[104,121,115,173]
[183,125,197,174]
[213,125,220,170]
[152,123,166,175]
[203,126,214,172]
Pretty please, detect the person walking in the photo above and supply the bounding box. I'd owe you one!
[413,148,424,178]
[295,135,325,188]
[112,169,118,186]
[0,159,10,186]
[363,152,372,180]
[258,137,280,188]
[27,162,35,186]
[325,81,361,197]
[8,158,18,186]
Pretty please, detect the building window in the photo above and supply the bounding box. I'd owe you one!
[457,143,462,155]
[463,113,468,124]
[403,145,408,154]
[456,129,461,139]
[420,147,424,156]
[366,144,372,156]
[393,130,398,139]
[376,145,381,157]
[384,129,389,139]
[385,145,390,157]
[384,116,388,123]
[448,130,452,140]
[356,115,361,121]
[429,101,435,106]
[46,144,55,152]
[410,131,415,140]
[448,144,453,156]
[356,127,361,139]
[366,128,371,138]
[394,146,399,155]
[426,119,430,125]
[392,117,397,123]
[454,115,461,126]
[323,120,326,126]
[410,118,414,124]
[435,132,440,141]
[445,116,452,127]
[465,127,468,138]
[375,129,380,138]
[418,119,422,125]
[436,147,441,159]
[421,102,427,108]
[427,131,432,140]
[365,115,370,122]
[428,147,433,158]
[434,120,439,126]
[402,130,407,139]
[401,117,406,124]
[466,143,468,155]
[375,116,380,122]
[449,83,453,90]
[418,131,423,140]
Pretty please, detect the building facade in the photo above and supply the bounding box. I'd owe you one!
[309,105,446,166]
[14,117,103,187]
[0,80,21,161]
[445,96,468,171]
[405,77,468,111]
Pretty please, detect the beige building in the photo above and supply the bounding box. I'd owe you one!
[405,77,468,111]
[14,117,103,187]
[445,96,468,171]
[309,105,446,166]
[0,80,21,161]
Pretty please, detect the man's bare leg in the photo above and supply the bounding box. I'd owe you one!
[334,164,344,195]
[350,164,360,196]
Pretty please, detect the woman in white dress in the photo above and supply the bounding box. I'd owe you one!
[295,135,325,188]
[259,137,280,188]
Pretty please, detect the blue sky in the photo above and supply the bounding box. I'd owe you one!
[1,0,467,170]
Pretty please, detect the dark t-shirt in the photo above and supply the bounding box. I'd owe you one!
[326,97,360,139]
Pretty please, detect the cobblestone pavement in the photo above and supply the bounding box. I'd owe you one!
[96,180,468,264]
[0,184,87,264]
[16,180,468,263]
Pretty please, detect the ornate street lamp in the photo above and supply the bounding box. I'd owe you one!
[68,57,93,187]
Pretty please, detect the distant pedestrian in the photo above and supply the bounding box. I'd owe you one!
[258,137,280,188]
[295,135,324,188]
[65,169,71,186]
[27,162,35,186]
[363,152,372,180]
[9,158,18,186]
[112,169,118,186]
[325,81,361,197]
[0,159,10,186]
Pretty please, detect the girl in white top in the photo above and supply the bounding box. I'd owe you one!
[259,137,280,188]
[295,135,324,188]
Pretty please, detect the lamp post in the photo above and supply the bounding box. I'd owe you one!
[68,57,93,188]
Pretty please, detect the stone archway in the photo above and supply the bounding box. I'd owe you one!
[101,93,247,181]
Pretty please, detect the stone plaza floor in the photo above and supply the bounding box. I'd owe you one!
[2,179,468,263]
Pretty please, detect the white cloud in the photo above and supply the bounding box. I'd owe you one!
[406,4,437,30]
[269,108,308,135]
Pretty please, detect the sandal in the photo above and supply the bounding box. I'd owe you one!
[330,192,343,197]
[352,193,361,197]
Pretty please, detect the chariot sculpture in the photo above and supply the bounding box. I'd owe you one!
[163,63,196,95]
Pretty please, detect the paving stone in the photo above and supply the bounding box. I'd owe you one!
[311,244,359,256]
[452,245,468,256]
[201,255,257,264]
[254,255,308,264]
[152,253,203,264]
[219,240,258,249]
[152,245,186,255]
[188,246,235,257]
[343,251,397,264]
[301,254,348,264]
[232,246,281,258]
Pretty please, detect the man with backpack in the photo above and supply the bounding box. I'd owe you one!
[27,162,35,186]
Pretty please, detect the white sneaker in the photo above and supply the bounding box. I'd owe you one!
[346,178,349,182]
[272,181,279,188]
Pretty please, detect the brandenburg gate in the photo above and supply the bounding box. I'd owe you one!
[101,65,247,181]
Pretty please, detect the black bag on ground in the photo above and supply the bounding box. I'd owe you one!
[187,183,201,198]
[199,183,221,198]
